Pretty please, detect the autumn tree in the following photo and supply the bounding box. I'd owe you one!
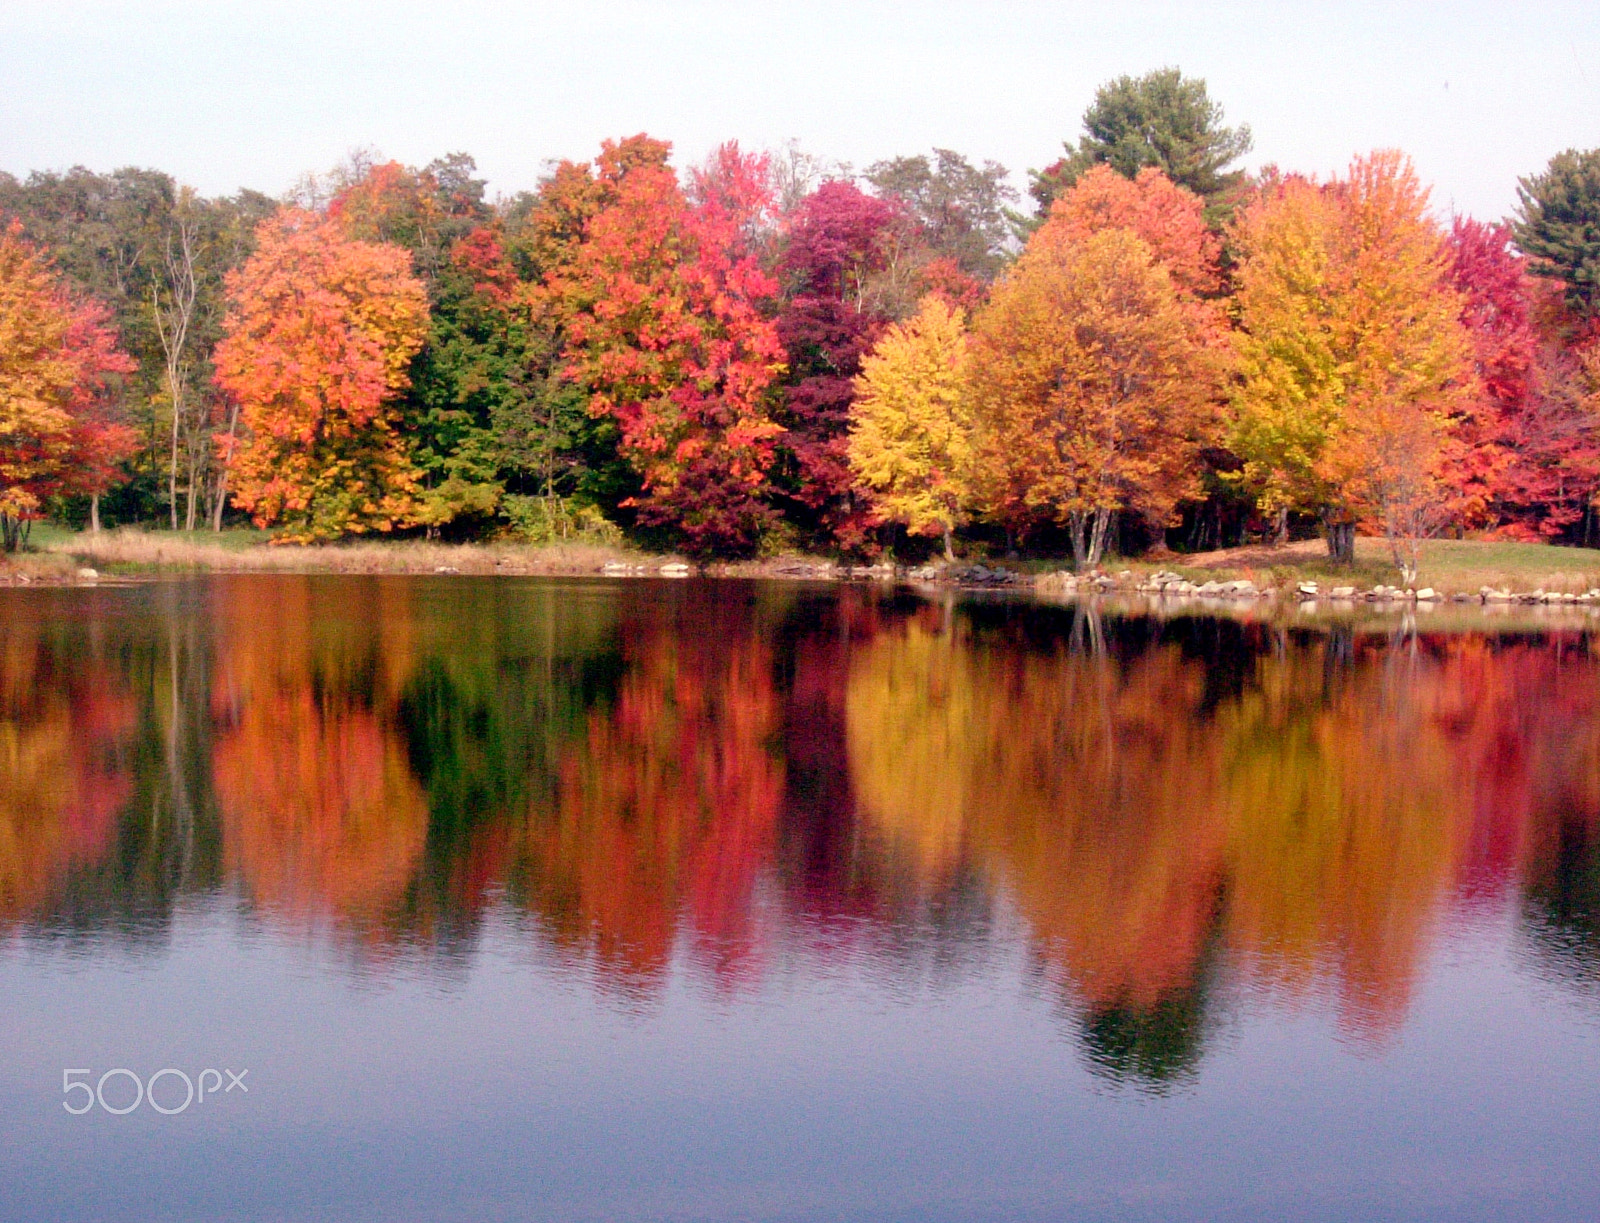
[1032,68,1253,223]
[1042,165,1223,296]
[969,218,1226,570]
[848,296,973,560]
[1228,153,1474,569]
[772,180,904,549]
[1444,218,1600,540]
[0,225,136,550]
[213,209,429,542]
[552,138,786,559]
[1513,148,1600,319]
[0,167,275,529]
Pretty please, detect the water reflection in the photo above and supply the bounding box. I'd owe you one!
[3,577,1600,1084]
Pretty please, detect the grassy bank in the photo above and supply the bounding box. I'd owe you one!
[6,525,1600,599]
[1122,536,1600,596]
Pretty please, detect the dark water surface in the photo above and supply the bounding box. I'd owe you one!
[2,575,1599,1222]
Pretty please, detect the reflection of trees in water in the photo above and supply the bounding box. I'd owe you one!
[210,578,429,938]
[1077,955,1218,1093]
[845,610,1600,1083]
[505,583,791,995]
[10,580,1600,1081]
[0,585,224,943]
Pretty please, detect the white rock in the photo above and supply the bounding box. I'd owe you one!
[77,568,99,580]
[1414,587,1439,601]
[1330,586,1356,599]
[659,562,691,577]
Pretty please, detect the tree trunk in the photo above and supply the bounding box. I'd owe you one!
[169,398,181,531]
[1068,511,1089,572]
[184,444,199,531]
[1323,518,1355,564]
[90,494,101,533]
[1088,507,1112,568]
[942,522,955,563]
[212,401,240,533]
[1274,506,1288,547]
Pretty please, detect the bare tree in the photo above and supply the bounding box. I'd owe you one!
[151,189,201,530]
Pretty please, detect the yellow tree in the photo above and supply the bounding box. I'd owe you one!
[968,226,1226,570]
[1229,152,1474,568]
[848,295,973,560]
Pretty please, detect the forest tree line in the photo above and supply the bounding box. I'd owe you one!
[3,68,1600,567]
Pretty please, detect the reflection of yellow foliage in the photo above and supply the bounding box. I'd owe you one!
[848,619,1228,1009]
[211,577,426,925]
[845,620,1593,1040]
[845,618,975,877]
[1219,655,1465,1036]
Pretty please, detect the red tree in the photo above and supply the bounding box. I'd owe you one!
[773,181,904,550]
[554,138,785,559]
[1448,218,1600,538]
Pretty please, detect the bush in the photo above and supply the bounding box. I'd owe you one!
[500,495,623,546]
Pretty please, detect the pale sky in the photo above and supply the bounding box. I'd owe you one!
[2,0,1597,221]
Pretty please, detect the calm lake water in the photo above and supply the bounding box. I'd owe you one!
[2,575,1599,1222]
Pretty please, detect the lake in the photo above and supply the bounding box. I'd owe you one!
[2,574,1598,1222]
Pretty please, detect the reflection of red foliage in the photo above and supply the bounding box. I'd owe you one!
[521,588,784,994]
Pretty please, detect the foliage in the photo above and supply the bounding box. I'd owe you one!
[500,494,623,545]
[552,138,786,560]
[0,166,274,528]
[1043,165,1222,296]
[1227,153,1474,565]
[0,225,136,550]
[1514,147,1600,318]
[848,296,974,558]
[1447,218,1600,540]
[864,149,1018,281]
[772,180,903,550]
[969,219,1227,569]
[1032,68,1252,223]
[213,209,430,542]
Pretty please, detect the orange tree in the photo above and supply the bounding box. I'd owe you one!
[968,215,1227,569]
[0,224,135,550]
[213,209,429,542]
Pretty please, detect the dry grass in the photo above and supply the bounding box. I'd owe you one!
[49,528,649,576]
[0,550,79,585]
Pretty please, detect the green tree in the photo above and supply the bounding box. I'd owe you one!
[1031,68,1252,224]
[1513,148,1600,319]
[864,149,1018,281]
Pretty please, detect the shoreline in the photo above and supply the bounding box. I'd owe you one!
[4,529,1600,612]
